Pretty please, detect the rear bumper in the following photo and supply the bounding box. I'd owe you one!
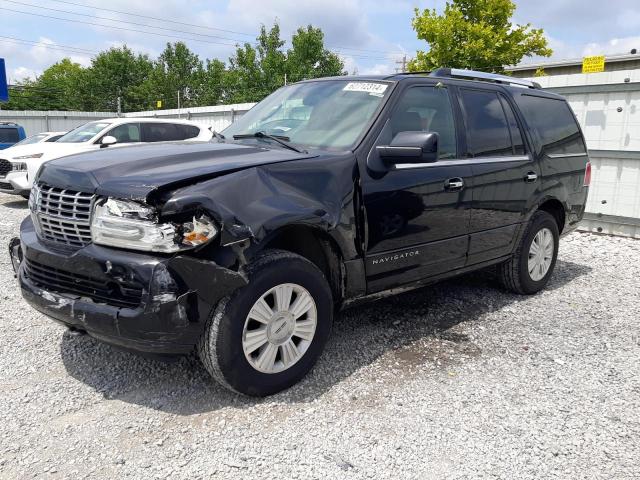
[15,217,247,355]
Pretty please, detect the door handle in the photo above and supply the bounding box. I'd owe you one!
[444,177,464,191]
[525,171,538,183]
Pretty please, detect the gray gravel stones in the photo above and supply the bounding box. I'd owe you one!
[0,192,639,479]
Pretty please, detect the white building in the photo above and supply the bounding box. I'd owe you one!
[507,53,640,238]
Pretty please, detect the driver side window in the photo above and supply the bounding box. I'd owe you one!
[389,87,457,159]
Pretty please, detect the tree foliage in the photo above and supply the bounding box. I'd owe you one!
[1,23,345,111]
[408,0,552,73]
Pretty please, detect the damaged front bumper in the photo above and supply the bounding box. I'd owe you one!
[13,217,247,355]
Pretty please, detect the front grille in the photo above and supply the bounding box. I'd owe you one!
[0,159,10,177]
[34,183,94,248]
[0,181,13,191]
[24,258,144,308]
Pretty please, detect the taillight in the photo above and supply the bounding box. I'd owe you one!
[584,161,591,187]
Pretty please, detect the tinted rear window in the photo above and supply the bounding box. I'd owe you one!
[0,128,20,143]
[515,95,586,155]
[142,123,183,142]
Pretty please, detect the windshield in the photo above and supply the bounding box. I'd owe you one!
[15,134,47,146]
[222,80,391,150]
[57,122,111,143]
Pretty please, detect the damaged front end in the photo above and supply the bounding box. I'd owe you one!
[14,216,246,354]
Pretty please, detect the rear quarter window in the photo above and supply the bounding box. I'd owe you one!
[178,124,201,139]
[515,95,586,155]
[0,128,20,143]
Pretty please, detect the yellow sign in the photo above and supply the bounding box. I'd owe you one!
[156,100,162,108]
[582,55,605,73]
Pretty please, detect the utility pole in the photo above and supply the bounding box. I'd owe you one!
[284,73,287,86]
[395,55,408,73]
[177,90,181,118]
[116,96,121,116]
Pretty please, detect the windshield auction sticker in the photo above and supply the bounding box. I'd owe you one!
[343,82,388,95]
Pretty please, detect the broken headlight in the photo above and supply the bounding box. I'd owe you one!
[91,198,218,253]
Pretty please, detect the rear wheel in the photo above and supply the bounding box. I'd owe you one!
[499,210,559,294]
[197,250,333,396]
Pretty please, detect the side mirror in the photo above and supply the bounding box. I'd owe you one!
[100,135,117,148]
[376,131,439,164]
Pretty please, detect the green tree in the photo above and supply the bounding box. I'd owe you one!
[200,59,227,106]
[145,42,205,109]
[226,23,346,103]
[408,0,552,73]
[2,59,87,111]
[83,46,154,112]
[286,26,345,82]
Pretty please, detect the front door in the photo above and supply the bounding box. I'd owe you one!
[362,85,471,293]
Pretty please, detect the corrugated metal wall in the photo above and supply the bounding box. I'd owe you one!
[0,103,256,137]
[532,70,640,238]
[123,103,255,132]
[0,110,114,136]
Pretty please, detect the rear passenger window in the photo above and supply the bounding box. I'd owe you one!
[515,95,586,155]
[389,86,457,159]
[460,90,512,157]
[142,123,183,142]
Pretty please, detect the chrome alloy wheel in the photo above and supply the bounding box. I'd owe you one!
[242,283,317,374]
[528,227,554,281]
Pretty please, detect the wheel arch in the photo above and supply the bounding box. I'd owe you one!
[536,198,566,234]
[255,224,345,306]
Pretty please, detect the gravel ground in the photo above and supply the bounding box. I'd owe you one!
[0,191,639,480]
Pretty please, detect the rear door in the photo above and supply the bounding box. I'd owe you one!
[362,84,472,293]
[458,88,540,265]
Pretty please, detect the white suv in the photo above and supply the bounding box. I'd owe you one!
[0,118,212,197]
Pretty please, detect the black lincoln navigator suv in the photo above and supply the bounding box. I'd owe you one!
[10,69,591,396]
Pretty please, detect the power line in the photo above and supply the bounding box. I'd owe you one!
[0,7,243,48]
[45,0,404,57]
[1,1,403,59]
[2,0,250,44]
[48,0,256,38]
[0,35,98,55]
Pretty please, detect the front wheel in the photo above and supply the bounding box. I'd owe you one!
[499,210,559,294]
[197,250,333,396]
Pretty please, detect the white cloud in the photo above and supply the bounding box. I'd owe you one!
[583,36,640,56]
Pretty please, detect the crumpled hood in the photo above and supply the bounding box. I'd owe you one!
[37,141,315,200]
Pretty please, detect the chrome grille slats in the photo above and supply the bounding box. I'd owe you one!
[34,183,95,248]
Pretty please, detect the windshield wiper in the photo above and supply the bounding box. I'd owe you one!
[232,131,307,154]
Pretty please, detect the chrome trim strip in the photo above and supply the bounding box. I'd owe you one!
[547,152,588,158]
[393,155,530,170]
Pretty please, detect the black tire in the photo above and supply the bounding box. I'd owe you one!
[499,210,560,295]
[197,249,333,396]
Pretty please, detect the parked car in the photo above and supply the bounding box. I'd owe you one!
[0,118,212,197]
[10,69,590,396]
[13,131,66,146]
[0,122,26,150]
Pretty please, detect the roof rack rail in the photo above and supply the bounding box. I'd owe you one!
[429,68,541,89]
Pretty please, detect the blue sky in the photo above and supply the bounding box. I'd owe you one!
[1,0,640,82]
